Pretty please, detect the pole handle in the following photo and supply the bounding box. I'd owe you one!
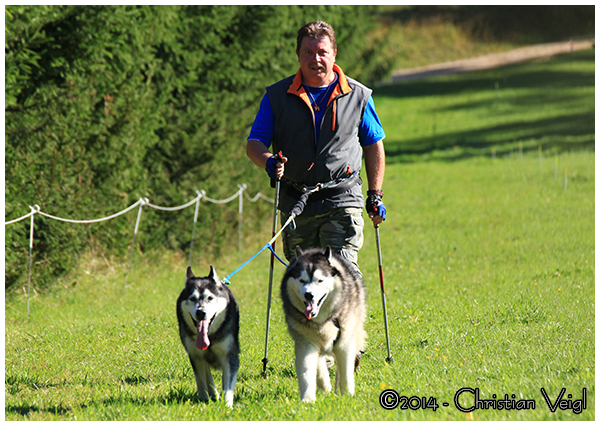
[269,151,284,188]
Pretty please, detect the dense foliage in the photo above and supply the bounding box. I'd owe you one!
[5,5,394,289]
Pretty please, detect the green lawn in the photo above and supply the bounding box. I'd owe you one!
[5,49,594,420]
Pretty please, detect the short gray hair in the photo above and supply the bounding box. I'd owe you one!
[296,21,337,53]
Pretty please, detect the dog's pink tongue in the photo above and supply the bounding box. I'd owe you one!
[304,302,317,320]
[196,320,210,350]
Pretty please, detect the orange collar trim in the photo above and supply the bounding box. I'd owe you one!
[287,64,353,100]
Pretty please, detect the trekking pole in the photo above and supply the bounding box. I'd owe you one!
[262,152,283,374]
[261,168,319,373]
[374,224,393,363]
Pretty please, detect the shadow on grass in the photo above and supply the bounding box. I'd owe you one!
[6,404,72,417]
[379,66,594,100]
[97,386,201,406]
[4,374,199,418]
[121,374,152,386]
[385,112,594,163]
[375,51,595,163]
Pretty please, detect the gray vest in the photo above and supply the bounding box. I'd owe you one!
[266,68,372,216]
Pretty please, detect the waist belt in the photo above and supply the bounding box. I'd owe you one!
[282,171,361,216]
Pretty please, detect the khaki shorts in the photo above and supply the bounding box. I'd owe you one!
[280,207,364,274]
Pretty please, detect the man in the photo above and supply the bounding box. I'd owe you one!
[246,21,386,273]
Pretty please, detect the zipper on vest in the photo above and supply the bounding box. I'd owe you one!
[319,95,342,143]
[332,99,336,131]
[309,105,318,170]
[298,86,347,171]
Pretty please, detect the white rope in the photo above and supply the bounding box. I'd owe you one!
[5,186,273,226]
[5,209,37,225]
[245,191,274,204]
[34,199,145,224]
[146,192,204,212]
[7,186,274,315]
[201,185,246,204]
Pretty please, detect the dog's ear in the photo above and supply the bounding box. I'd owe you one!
[209,265,220,284]
[186,266,195,280]
[324,246,333,262]
[323,246,341,276]
[295,245,303,258]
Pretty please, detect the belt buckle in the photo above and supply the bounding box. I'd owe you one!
[301,183,322,193]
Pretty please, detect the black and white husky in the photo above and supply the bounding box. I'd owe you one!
[280,246,366,402]
[176,266,239,407]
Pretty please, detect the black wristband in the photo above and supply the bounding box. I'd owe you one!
[367,189,383,198]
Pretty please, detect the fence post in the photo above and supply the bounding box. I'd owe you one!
[189,190,205,266]
[26,205,40,316]
[124,198,148,289]
[237,184,247,260]
[519,142,523,160]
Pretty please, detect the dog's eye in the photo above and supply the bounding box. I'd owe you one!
[189,296,198,303]
[207,296,214,301]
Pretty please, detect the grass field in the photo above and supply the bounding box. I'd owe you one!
[5,50,594,420]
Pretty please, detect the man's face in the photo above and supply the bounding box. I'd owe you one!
[297,36,337,87]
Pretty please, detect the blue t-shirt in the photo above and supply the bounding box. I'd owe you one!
[248,79,385,148]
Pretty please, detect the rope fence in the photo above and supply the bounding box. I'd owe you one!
[5,185,274,315]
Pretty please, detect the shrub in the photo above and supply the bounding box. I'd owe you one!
[5,5,393,290]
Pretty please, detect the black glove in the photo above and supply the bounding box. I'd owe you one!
[265,155,280,180]
[366,190,386,220]
[266,151,284,188]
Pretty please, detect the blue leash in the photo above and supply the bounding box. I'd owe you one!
[221,176,346,285]
[222,243,288,285]
[221,209,296,285]
[267,244,288,268]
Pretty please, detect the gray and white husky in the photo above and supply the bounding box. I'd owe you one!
[280,246,366,402]
[176,266,239,407]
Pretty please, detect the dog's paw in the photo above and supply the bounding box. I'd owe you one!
[300,394,317,403]
[224,391,234,408]
[197,391,210,403]
[319,382,332,393]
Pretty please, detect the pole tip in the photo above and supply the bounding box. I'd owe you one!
[261,357,269,373]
